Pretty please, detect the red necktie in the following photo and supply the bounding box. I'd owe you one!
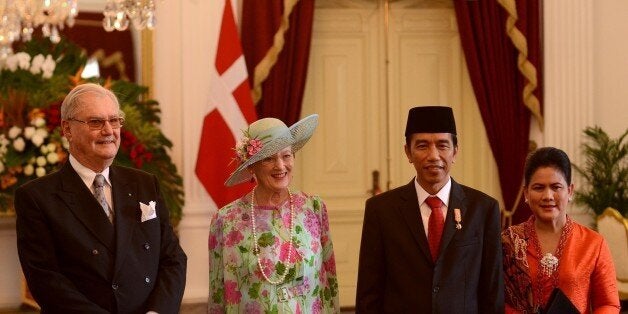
[426,196,445,262]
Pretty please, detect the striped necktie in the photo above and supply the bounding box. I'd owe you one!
[93,174,114,223]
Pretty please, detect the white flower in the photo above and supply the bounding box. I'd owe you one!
[36,128,48,138]
[35,167,46,177]
[47,143,56,152]
[47,152,59,164]
[31,129,48,147]
[8,126,22,139]
[13,137,26,152]
[36,156,47,167]
[30,54,45,75]
[15,52,31,70]
[40,145,49,154]
[31,134,44,147]
[61,137,69,150]
[23,164,34,176]
[5,54,18,71]
[24,127,35,139]
[41,55,56,79]
[32,117,46,127]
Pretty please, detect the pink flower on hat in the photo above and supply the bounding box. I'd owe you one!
[246,138,263,157]
[232,130,268,164]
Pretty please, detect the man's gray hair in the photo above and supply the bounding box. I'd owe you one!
[60,83,123,120]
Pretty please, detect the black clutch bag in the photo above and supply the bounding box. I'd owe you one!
[544,287,579,314]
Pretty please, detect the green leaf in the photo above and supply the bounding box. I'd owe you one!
[248,282,261,299]
[212,288,224,303]
[574,126,628,218]
[275,261,286,276]
[257,232,275,247]
[266,305,279,314]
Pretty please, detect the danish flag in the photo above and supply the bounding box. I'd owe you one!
[195,0,257,208]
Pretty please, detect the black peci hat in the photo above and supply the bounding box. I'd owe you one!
[405,106,457,136]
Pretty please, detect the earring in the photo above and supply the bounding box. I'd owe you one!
[524,198,528,203]
[569,197,573,202]
[409,160,412,163]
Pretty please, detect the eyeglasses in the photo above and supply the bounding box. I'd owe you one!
[69,117,125,130]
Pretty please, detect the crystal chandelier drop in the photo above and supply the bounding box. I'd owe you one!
[0,0,78,58]
[102,0,156,32]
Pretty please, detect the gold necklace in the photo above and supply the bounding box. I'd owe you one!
[250,187,295,285]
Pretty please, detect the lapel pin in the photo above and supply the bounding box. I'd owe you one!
[454,208,462,230]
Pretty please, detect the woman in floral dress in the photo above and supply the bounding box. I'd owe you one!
[208,114,339,313]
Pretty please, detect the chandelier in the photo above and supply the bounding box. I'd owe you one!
[0,0,157,59]
[0,0,78,58]
[103,0,156,32]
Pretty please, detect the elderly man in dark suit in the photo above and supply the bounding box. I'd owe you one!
[356,106,503,313]
[15,83,187,314]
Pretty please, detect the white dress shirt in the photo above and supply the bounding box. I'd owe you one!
[413,177,452,237]
[69,155,113,216]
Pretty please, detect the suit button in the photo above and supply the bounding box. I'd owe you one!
[92,249,99,255]
[145,277,151,283]
[433,286,439,293]
[143,243,150,250]
[112,284,118,290]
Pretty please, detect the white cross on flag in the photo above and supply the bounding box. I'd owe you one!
[196,0,257,208]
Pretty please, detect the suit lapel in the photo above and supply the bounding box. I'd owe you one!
[110,166,140,273]
[57,163,115,252]
[397,181,432,263]
[438,179,467,260]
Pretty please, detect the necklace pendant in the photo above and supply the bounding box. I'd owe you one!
[253,246,260,255]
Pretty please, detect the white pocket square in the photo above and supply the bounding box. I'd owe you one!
[140,201,157,222]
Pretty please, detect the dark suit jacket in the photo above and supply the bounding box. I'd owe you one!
[15,162,187,314]
[356,179,503,313]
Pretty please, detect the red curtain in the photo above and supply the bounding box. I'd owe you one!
[241,0,315,125]
[454,0,543,225]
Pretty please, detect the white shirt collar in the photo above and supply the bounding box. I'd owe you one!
[414,176,452,207]
[69,154,111,188]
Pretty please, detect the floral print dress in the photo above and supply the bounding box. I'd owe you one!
[208,190,339,314]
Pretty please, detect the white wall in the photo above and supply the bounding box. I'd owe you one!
[594,0,628,138]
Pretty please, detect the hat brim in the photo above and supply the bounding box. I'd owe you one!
[224,114,319,186]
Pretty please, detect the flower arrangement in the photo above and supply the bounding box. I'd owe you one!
[0,38,184,224]
[233,129,268,164]
[0,110,68,192]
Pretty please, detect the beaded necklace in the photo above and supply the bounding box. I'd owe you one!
[527,216,573,313]
[250,187,295,285]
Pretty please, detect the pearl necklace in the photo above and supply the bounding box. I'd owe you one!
[250,187,295,285]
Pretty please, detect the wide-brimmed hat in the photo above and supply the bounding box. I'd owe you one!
[224,114,319,186]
